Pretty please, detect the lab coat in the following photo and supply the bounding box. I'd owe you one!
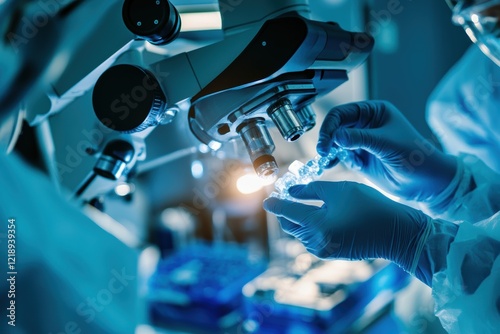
[424,46,500,333]
[427,45,500,174]
[423,156,500,333]
[0,152,139,333]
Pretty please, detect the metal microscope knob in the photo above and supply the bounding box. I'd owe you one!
[122,0,181,45]
[92,64,167,133]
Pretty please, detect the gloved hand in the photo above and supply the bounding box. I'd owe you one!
[317,100,458,202]
[263,181,447,285]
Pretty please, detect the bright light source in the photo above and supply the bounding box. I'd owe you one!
[135,324,157,334]
[208,140,222,151]
[191,160,204,179]
[471,13,480,24]
[236,173,274,195]
[115,183,132,197]
[198,144,210,154]
[465,27,478,42]
[180,12,222,32]
[237,174,263,194]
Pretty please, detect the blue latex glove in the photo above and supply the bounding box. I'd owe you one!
[317,100,458,202]
[263,181,446,285]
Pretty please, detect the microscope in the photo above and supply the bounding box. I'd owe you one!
[90,0,374,183]
[2,0,373,199]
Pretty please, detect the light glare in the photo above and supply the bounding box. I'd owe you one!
[180,12,222,32]
[471,13,480,24]
[236,173,274,195]
[115,183,132,197]
[191,160,204,179]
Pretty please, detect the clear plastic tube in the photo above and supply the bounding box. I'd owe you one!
[270,147,347,200]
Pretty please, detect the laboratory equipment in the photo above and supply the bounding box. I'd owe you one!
[295,105,317,132]
[272,147,348,200]
[241,255,409,333]
[148,243,267,332]
[447,0,500,66]
[90,0,374,182]
[92,65,168,133]
[2,0,374,202]
[238,119,279,180]
[75,139,136,198]
[122,0,181,45]
[267,99,304,142]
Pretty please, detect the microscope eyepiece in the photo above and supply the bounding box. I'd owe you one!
[122,0,181,45]
[267,99,304,142]
[238,119,278,181]
[92,65,167,133]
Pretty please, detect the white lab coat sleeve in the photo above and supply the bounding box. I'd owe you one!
[421,154,500,223]
[432,215,500,334]
[426,45,500,173]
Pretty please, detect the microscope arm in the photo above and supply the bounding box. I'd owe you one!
[45,0,373,199]
[92,0,373,180]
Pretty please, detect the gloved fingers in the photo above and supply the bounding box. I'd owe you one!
[326,148,366,170]
[317,101,383,156]
[277,217,302,237]
[263,197,322,226]
[289,181,345,203]
[333,128,383,157]
[288,184,321,200]
[337,150,365,171]
[317,110,353,156]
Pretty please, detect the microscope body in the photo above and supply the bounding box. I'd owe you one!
[12,0,373,200]
[92,0,374,181]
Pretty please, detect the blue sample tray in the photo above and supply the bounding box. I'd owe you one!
[148,243,267,331]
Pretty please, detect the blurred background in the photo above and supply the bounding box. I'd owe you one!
[0,0,473,333]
